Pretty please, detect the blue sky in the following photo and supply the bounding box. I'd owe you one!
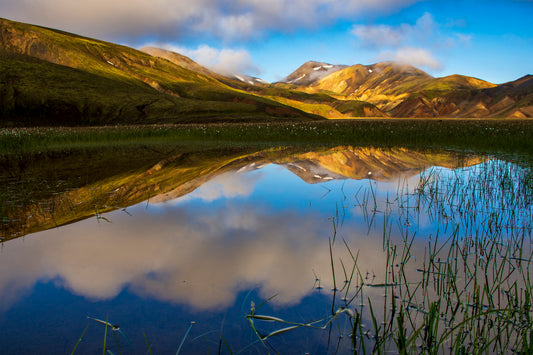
[1,0,531,83]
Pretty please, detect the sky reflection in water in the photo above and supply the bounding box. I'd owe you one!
[0,165,377,310]
[0,159,530,354]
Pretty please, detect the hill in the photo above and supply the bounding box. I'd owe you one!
[0,18,321,125]
[139,48,381,119]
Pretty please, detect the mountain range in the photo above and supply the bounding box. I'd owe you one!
[0,17,532,125]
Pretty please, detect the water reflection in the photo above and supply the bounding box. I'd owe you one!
[1,146,482,240]
[0,166,380,312]
[1,146,530,353]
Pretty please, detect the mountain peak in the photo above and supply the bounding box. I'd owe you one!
[140,46,215,77]
[282,61,347,86]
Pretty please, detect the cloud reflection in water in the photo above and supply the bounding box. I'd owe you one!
[0,166,390,312]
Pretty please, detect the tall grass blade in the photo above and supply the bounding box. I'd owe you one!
[70,324,89,355]
[143,332,153,355]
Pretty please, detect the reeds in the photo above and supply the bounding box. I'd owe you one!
[247,157,533,353]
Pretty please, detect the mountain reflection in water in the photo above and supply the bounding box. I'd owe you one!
[1,146,530,354]
[0,146,482,240]
[0,166,383,311]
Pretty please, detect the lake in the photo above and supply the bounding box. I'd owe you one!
[0,145,532,354]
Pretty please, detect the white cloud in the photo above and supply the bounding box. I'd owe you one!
[183,171,262,202]
[377,47,442,70]
[351,12,438,49]
[0,0,423,43]
[351,24,405,47]
[0,202,372,310]
[350,13,474,71]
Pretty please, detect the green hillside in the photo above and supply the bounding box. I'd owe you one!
[0,18,320,125]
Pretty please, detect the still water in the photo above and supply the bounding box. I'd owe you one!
[0,146,531,354]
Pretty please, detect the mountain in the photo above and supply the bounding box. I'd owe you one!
[140,46,220,77]
[138,46,369,118]
[280,61,348,86]
[0,17,531,123]
[279,61,532,118]
[389,74,533,118]
[140,46,269,88]
[280,62,531,117]
[0,18,320,125]
[479,75,533,118]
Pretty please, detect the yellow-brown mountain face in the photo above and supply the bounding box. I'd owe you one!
[280,59,531,118]
[311,62,431,97]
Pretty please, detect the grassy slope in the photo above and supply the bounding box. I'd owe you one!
[0,18,320,125]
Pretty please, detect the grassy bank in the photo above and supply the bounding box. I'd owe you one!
[1,119,533,157]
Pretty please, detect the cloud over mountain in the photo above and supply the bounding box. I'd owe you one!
[377,47,442,70]
[351,13,470,71]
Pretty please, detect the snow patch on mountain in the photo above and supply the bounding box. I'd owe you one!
[290,74,307,84]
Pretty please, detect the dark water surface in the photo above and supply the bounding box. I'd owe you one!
[0,146,531,354]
